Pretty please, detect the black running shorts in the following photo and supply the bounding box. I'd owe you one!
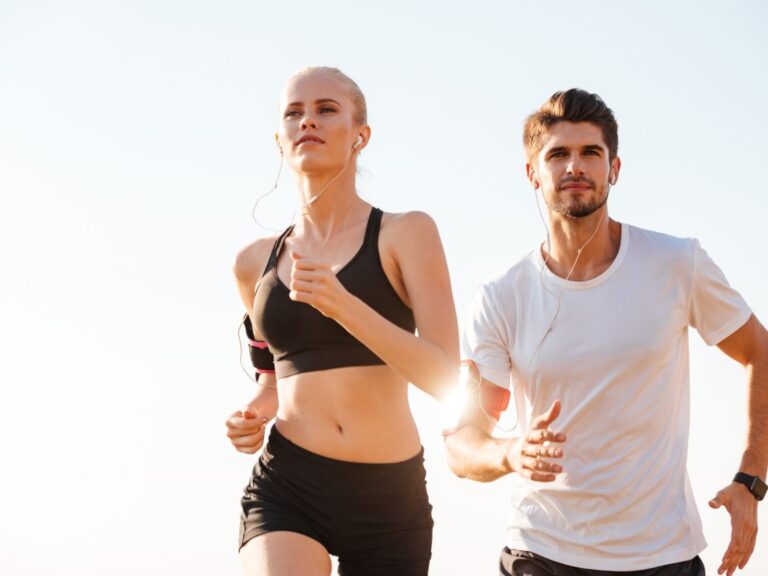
[500,548,706,576]
[239,425,434,576]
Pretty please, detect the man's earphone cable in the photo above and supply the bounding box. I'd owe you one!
[476,182,610,433]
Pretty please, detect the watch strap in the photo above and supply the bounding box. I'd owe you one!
[733,472,767,501]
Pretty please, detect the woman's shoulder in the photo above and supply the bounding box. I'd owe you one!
[233,235,280,284]
[378,210,444,267]
[380,210,439,238]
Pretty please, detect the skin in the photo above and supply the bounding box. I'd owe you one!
[445,120,768,575]
[709,316,768,575]
[225,69,459,576]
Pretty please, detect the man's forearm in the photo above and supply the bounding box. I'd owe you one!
[740,361,768,478]
[445,426,514,482]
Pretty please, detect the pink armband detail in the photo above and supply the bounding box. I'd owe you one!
[249,339,269,349]
[462,359,510,420]
[480,383,510,420]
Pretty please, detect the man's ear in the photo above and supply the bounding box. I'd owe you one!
[526,162,539,189]
[609,156,622,185]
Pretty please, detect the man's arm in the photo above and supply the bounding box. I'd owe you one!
[445,379,566,483]
[709,314,768,576]
[717,314,768,478]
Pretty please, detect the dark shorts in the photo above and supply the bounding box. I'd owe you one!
[239,425,434,576]
[500,548,705,576]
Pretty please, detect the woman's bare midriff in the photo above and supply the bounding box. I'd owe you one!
[273,364,422,463]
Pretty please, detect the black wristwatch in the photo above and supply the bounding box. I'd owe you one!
[733,472,767,501]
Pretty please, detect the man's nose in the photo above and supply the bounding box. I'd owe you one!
[566,155,584,176]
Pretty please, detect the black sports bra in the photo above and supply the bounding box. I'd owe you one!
[252,207,416,379]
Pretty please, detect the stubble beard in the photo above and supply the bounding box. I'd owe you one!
[550,184,610,219]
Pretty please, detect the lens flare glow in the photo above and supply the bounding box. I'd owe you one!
[441,363,478,433]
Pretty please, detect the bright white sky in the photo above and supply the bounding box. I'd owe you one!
[2,1,767,574]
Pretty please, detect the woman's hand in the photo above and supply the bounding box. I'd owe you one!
[288,251,354,319]
[225,408,269,455]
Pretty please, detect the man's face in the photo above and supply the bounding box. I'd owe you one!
[527,121,620,219]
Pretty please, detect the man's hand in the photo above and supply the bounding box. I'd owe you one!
[507,400,567,482]
[709,482,759,575]
[225,408,269,455]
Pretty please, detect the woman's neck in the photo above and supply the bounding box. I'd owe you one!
[295,167,368,240]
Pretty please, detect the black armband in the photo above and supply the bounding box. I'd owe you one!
[243,314,275,376]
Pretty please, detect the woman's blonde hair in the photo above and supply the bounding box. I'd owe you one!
[289,66,368,126]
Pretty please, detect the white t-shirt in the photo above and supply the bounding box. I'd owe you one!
[463,223,751,571]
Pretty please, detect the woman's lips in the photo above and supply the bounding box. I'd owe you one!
[295,136,324,146]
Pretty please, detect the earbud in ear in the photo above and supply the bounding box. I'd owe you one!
[275,133,283,155]
[352,136,363,150]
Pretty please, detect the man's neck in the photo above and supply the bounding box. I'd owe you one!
[541,208,622,281]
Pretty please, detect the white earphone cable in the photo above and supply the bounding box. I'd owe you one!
[480,184,610,433]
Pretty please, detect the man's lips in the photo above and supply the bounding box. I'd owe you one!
[295,135,325,146]
[559,182,591,190]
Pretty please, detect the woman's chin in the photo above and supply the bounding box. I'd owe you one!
[291,155,347,176]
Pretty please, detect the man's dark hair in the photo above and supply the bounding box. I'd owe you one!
[523,89,619,161]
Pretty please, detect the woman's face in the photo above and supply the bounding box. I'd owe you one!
[277,71,363,175]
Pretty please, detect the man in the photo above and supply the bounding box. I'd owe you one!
[445,89,768,576]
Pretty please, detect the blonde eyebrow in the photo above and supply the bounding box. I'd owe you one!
[284,98,342,108]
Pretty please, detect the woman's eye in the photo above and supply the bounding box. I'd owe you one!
[319,106,337,114]
[284,110,300,118]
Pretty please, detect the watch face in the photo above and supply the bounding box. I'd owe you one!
[753,477,768,501]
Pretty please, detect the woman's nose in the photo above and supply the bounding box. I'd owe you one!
[300,113,317,130]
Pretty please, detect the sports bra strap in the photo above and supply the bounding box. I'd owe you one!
[363,207,383,248]
[262,225,294,277]
[261,208,380,277]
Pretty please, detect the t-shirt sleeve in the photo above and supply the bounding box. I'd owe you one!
[688,240,751,346]
[462,284,512,389]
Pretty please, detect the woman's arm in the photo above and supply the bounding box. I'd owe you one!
[225,239,280,454]
[289,211,459,400]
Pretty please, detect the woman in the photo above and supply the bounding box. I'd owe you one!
[225,66,458,576]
